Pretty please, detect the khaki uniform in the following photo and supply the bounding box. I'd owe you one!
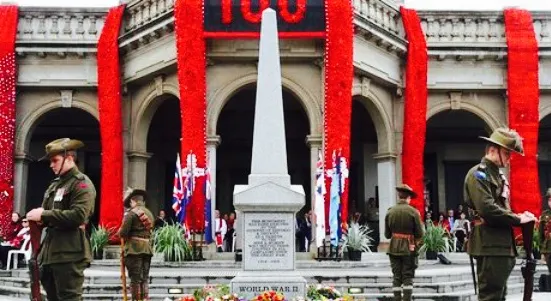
[385,194,424,301]
[119,201,154,301]
[39,167,96,301]
[464,158,521,301]
[540,209,551,274]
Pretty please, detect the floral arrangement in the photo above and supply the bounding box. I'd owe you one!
[306,285,352,301]
[251,291,286,301]
[177,285,245,301]
[178,284,352,301]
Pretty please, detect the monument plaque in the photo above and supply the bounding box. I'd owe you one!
[230,8,307,300]
[244,212,294,270]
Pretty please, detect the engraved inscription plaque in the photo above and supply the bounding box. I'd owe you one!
[244,212,294,270]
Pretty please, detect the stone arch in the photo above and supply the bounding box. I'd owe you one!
[427,102,501,132]
[540,104,551,121]
[208,73,321,136]
[16,99,99,155]
[352,84,394,154]
[130,83,180,152]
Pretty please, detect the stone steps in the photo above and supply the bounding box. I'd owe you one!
[0,256,546,300]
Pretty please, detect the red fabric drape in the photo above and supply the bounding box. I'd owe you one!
[0,5,18,233]
[323,0,354,230]
[504,8,541,218]
[174,0,207,232]
[399,7,428,219]
[97,5,125,232]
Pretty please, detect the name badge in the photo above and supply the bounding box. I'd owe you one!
[54,188,65,202]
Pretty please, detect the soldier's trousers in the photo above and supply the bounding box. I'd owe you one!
[545,253,551,274]
[475,256,515,301]
[125,254,152,300]
[389,254,418,287]
[40,260,88,301]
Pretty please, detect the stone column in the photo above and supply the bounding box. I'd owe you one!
[306,134,322,251]
[13,153,32,213]
[373,152,397,248]
[126,150,152,189]
[207,135,221,239]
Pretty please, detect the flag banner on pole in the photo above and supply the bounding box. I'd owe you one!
[172,153,186,224]
[315,150,326,248]
[328,150,348,247]
[204,166,214,244]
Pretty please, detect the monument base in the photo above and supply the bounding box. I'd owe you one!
[230,271,307,300]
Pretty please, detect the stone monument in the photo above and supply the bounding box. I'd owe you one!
[230,8,307,300]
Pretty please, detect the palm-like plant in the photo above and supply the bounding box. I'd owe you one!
[419,223,453,253]
[342,222,373,252]
[152,223,192,262]
[90,225,112,258]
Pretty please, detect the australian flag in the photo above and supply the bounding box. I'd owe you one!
[172,153,186,224]
[204,166,214,244]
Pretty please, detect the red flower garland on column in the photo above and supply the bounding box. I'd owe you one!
[278,0,307,24]
[241,0,270,23]
[174,0,207,232]
[399,7,428,219]
[504,8,541,217]
[323,0,354,231]
[0,5,18,233]
[97,4,125,233]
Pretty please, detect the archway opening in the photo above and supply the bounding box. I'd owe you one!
[27,107,101,226]
[146,96,181,221]
[349,97,378,219]
[425,110,490,220]
[216,85,310,216]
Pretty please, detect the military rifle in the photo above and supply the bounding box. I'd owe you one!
[28,221,42,301]
[521,221,536,301]
[120,238,128,301]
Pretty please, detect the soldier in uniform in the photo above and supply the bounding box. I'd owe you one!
[26,138,96,301]
[385,184,425,301]
[119,188,154,301]
[464,128,537,301]
[540,188,551,274]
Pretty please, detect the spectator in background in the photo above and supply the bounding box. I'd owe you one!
[154,209,169,229]
[1,212,22,243]
[0,218,30,269]
[225,212,236,252]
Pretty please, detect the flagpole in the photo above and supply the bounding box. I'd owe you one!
[208,150,216,243]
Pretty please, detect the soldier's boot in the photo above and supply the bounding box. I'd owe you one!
[392,287,402,301]
[141,282,150,301]
[402,286,413,301]
[131,284,142,301]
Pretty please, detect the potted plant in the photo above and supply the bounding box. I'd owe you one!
[342,222,373,261]
[153,223,192,262]
[90,225,111,260]
[419,224,452,260]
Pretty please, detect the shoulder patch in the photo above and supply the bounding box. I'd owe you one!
[474,170,487,180]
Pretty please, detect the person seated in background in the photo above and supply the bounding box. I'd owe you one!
[438,212,451,232]
[451,212,470,252]
[1,212,22,243]
[0,218,30,269]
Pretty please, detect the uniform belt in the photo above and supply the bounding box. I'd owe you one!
[392,233,414,240]
[392,233,416,251]
[130,237,149,242]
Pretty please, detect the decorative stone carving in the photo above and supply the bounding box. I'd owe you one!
[60,90,73,108]
[449,92,462,110]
